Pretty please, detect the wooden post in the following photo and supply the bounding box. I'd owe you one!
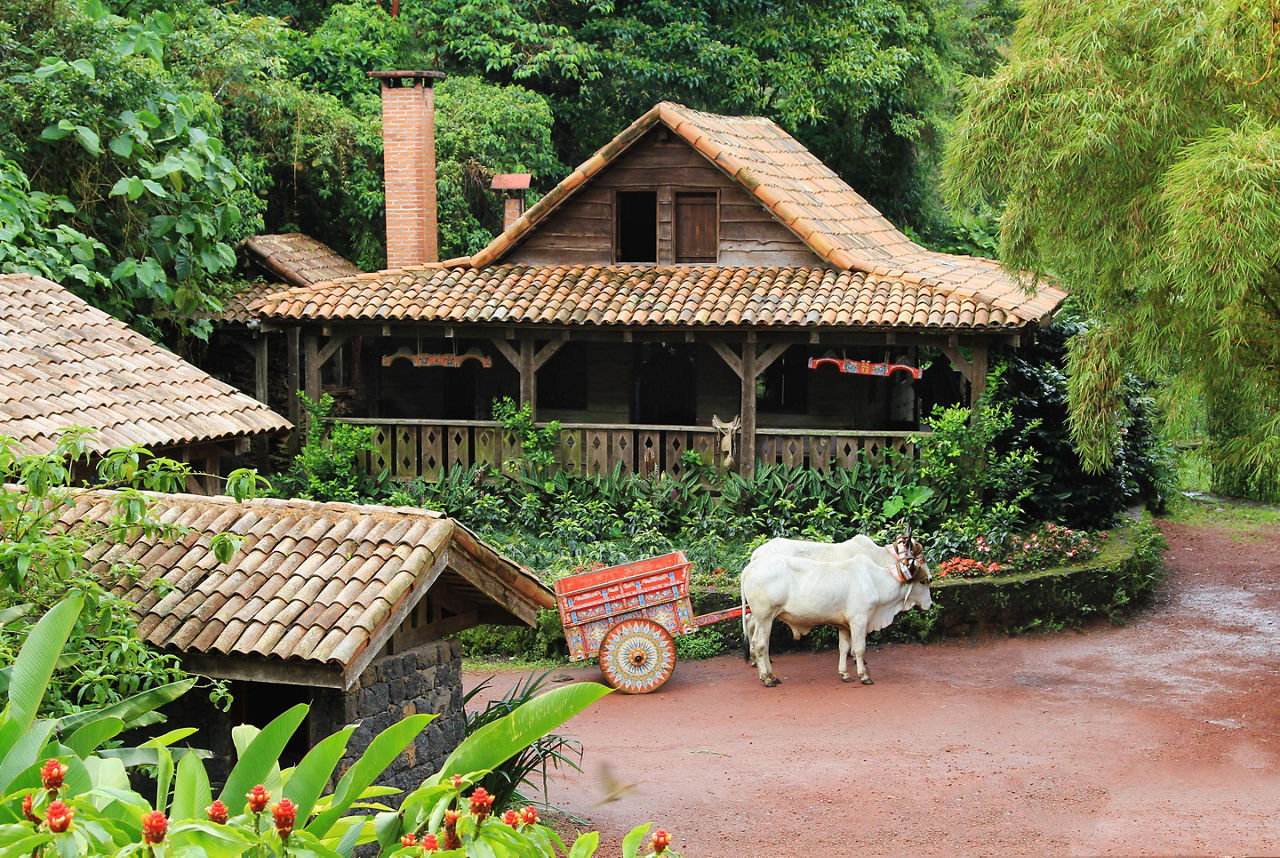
[740,337,756,477]
[253,335,269,405]
[303,334,321,404]
[970,342,989,407]
[287,328,301,452]
[519,335,536,418]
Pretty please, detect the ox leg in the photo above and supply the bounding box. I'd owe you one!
[851,618,873,685]
[838,627,853,682]
[750,614,780,687]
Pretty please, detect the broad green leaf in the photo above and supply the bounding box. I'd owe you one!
[284,725,354,825]
[171,752,212,822]
[70,59,95,78]
[109,177,132,197]
[39,120,74,142]
[218,703,308,807]
[73,125,101,156]
[109,134,134,157]
[621,823,652,858]
[168,821,256,858]
[0,603,30,627]
[33,60,68,79]
[567,831,600,858]
[0,596,82,756]
[332,817,365,858]
[436,683,609,784]
[0,721,54,796]
[65,716,124,757]
[306,714,433,836]
[58,679,195,736]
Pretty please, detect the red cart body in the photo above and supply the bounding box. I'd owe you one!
[555,551,694,662]
[554,551,746,693]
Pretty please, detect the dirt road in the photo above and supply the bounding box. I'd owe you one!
[465,517,1280,856]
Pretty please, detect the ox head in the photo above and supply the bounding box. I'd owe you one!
[893,528,933,611]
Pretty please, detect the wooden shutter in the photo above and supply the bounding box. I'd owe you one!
[674,192,717,263]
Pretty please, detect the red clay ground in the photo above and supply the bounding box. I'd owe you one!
[465,516,1280,856]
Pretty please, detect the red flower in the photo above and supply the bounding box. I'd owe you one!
[206,800,229,824]
[450,774,463,789]
[519,805,538,826]
[502,809,519,828]
[271,798,297,840]
[246,785,270,813]
[401,833,417,847]
[41,759,67,792]
[468,786,493,821]
[651,828,672,854]
[442,810,462,850]
[419,833,440,853]
[142,809,166,844]
[46,801,73,834]
[22,794,40,824]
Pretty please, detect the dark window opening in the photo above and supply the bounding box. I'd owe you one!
[757,346,810,413]
[633,343,696,424]
[229,681,312,768]
[675,192,717,263]
[537,342,588,411]
[616,192,657,262]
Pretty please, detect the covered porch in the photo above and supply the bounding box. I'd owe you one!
[278,322,999,479]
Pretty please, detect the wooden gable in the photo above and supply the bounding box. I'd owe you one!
[504,127,823,269]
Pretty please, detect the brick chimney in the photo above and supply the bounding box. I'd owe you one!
[491,173,531,233]
[370,70,446,268]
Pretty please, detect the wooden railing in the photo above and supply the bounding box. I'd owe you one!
[347,419,921,481]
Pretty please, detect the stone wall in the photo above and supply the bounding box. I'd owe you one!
[160,638,465,799]
[311,638,466,798]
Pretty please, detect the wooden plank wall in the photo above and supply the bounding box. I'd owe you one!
[507,129,822,268]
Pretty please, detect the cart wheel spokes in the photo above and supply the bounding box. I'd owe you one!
[598,619,676,693]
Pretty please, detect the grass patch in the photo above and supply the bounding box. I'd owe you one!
[1162,492,1280,538]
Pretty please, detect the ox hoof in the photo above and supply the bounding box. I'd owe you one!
[840,673,853,683]
[860,676,874,686]
[762,676,781,688]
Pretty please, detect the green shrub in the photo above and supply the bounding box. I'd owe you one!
[271,392,384,503]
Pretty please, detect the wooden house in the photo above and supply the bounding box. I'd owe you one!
[65,488,554,786]
[250,72,1067,479]
[0,273,290,491]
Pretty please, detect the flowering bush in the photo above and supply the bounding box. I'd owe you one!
[935,556,1002,578]
[941,524,1107,577]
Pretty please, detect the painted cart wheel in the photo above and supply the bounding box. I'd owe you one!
[598,619,676,693]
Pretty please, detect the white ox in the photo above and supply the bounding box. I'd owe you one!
[741,536,932,687]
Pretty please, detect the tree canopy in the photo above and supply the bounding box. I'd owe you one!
[2,0,1014,339]
[943,0,1280,498]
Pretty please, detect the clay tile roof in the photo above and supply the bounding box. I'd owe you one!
[240,233,361,289]
[213,281,283,325]
[63,490,553,689]
[463,102,1065,315]
[251,265,1052,330]
[0,273,291,455]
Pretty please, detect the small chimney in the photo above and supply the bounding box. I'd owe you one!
[491,173,531,233]
[370,70,446,268]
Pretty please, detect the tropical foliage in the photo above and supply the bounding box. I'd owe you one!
[0,594,652,857]
[943,0,1280,498]
[0,431,264,717]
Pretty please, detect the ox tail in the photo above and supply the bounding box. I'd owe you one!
[740,588,750,663]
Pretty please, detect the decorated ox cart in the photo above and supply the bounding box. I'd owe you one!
[554,551,746,693]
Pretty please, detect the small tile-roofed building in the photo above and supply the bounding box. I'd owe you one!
[65,489,553,788]
[0,273,290,491]
[252,81,1067,480]
[203,235,363,436]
